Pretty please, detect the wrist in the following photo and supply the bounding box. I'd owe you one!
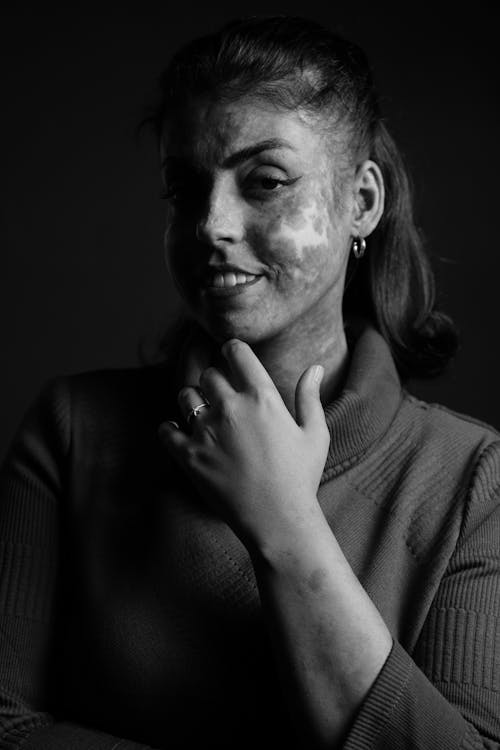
[248,498,335,571]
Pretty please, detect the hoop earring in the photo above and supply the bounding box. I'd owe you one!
[352,236,366,260]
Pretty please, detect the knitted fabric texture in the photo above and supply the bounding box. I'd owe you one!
[0,326,499,749]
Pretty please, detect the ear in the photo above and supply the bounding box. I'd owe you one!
[350,160,385,238]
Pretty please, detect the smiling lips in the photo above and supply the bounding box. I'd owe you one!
[207,271,258,288]
[201,269,263,297]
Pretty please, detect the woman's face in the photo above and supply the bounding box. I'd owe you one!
[161,94,354,345]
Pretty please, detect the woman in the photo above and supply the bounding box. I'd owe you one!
[0,15,498,750]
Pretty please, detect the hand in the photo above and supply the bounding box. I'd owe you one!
[158,339,330,552]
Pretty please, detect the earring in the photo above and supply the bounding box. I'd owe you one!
[352,236,366,260]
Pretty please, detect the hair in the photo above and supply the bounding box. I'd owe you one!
[145,15,458,380]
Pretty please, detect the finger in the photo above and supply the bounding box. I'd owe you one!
[295,365,325,431]
[158,421,203,474]
[158,420,190,455]
[177,385,211,425]
[198,365,235,406]
[221,339,276,393]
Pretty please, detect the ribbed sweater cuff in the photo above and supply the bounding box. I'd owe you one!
[342,640,468,750]
[18,722,154,750]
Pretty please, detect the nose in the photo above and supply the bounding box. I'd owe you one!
[195,178,244,246]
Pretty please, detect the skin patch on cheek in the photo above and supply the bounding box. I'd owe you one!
[264,232,304,276]
[278,198,331,261]
[257,186,332,285]
[266,233,327,295]
[313,214,326,236]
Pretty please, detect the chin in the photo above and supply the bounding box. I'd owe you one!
[195,313,272,346]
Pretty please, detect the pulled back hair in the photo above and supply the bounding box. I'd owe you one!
[147,15,458,379]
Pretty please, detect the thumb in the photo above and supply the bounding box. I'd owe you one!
[295,365,325,430]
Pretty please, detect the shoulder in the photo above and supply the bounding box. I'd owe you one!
[2,364,178,490]
[63,363,173,408]
[399,390,500,460]
[397,392,500,537]
[52,363,178,439]
[351,391,500,550]
[10,363,177,457]
[400,397,500,600]
[404,391,500,441]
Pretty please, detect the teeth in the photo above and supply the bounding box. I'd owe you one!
[210,272,257,288]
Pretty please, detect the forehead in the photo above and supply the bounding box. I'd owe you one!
[161,95,328,167]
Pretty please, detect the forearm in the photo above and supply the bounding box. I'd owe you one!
[250,498,392,748]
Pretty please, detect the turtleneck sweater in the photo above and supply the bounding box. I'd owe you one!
[0,326,499,749]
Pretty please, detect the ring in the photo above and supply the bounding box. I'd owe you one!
[186,401,210,424]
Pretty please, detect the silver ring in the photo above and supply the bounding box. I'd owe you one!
[186,401,210,424]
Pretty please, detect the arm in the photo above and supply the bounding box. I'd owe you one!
[250,506,392,748]
[0,379,155,750]
[336,440,500,750]
[160,339,500,749]
[160,339,392,746]
[250,483,500,749]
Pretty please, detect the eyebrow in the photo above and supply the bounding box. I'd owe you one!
[162,138,295,170]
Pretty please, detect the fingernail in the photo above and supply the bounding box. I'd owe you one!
[313,365,324,383]
[158,421,178,437]
[222,339,238,356]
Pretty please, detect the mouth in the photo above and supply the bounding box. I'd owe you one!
[202,272,263,298]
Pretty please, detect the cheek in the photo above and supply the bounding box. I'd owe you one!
[249,183,340,287]
[163,207,179,255]
[163,210,194,265]
[163,223,196,298]
[276,183,337,253]
[269,237,331,295]
[163,223,179,275]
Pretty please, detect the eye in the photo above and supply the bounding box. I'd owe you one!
[245,169,300,197]
[255,176,287,191]
[160,169,210,211]
[160,185,185,202]
[160,182,196,209]
[160,167,193,204]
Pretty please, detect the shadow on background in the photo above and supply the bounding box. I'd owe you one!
[1,3,498,462]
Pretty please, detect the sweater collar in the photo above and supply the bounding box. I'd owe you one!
[321,325,403,479]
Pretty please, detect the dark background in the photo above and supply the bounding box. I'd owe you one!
[1,4,498,463]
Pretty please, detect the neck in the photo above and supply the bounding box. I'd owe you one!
[247,319,348,419]
[181,311,349,421]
